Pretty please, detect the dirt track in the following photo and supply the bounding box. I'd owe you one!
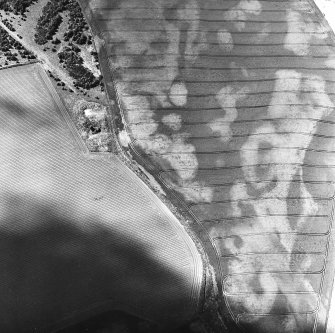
[79,0,335,331]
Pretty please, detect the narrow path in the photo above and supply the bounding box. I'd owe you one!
[0,19,76,90]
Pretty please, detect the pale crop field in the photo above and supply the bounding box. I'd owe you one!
[0,63,203,332]
[80,0,335,331]
[314,0,335,32]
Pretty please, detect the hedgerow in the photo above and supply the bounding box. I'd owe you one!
[58,45,101,89]
[0,26,35,64]
[34,0,89,45]
[0,0,38,15]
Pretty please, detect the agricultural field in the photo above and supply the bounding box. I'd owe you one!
[0,0,112,152]
[79,0,335,332]
[0,26,36,67]
[0,63,203,332]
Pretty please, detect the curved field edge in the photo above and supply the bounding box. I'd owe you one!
[0,62,204,331]
[305,3,335,332]
[76,2,244,332]
[76,1,335,332]
[53,61,206,314]
[76,1,225,327]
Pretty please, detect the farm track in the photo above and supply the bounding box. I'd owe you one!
[78,0,335,332]
[0,18,77,91]
[0,63,203,332]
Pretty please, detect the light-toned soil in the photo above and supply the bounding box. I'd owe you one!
[0,0,76,88]
[80,0,335,331]
[314,0,335,32]
[0,27,31,67]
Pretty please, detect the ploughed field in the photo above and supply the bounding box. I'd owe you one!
[80,0,335,332]
[0,63,203,332]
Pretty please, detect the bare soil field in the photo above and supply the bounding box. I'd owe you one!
[0,63,203,332]
[79,0,335,331]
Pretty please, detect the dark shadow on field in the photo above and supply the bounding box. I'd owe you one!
[57,310,205,333]
[0,193,195,333]
[239,326,313,333]
[76,0,335,332]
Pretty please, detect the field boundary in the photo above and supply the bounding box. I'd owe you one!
[35,62,89,154]
[0,59,40,71]
[0,61,205,332]
[76,1,222,328]
[308,1,335,332]
[76,0,335,332]
[0,62,89,155]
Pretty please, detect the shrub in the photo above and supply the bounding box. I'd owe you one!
[58,45,101,89]
[34,0,90,46]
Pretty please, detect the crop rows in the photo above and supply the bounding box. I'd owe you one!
[0,63,203,332]
[80,0,335,331]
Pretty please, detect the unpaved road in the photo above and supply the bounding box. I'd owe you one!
[80,0,335,332]
[0,18,76,90]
